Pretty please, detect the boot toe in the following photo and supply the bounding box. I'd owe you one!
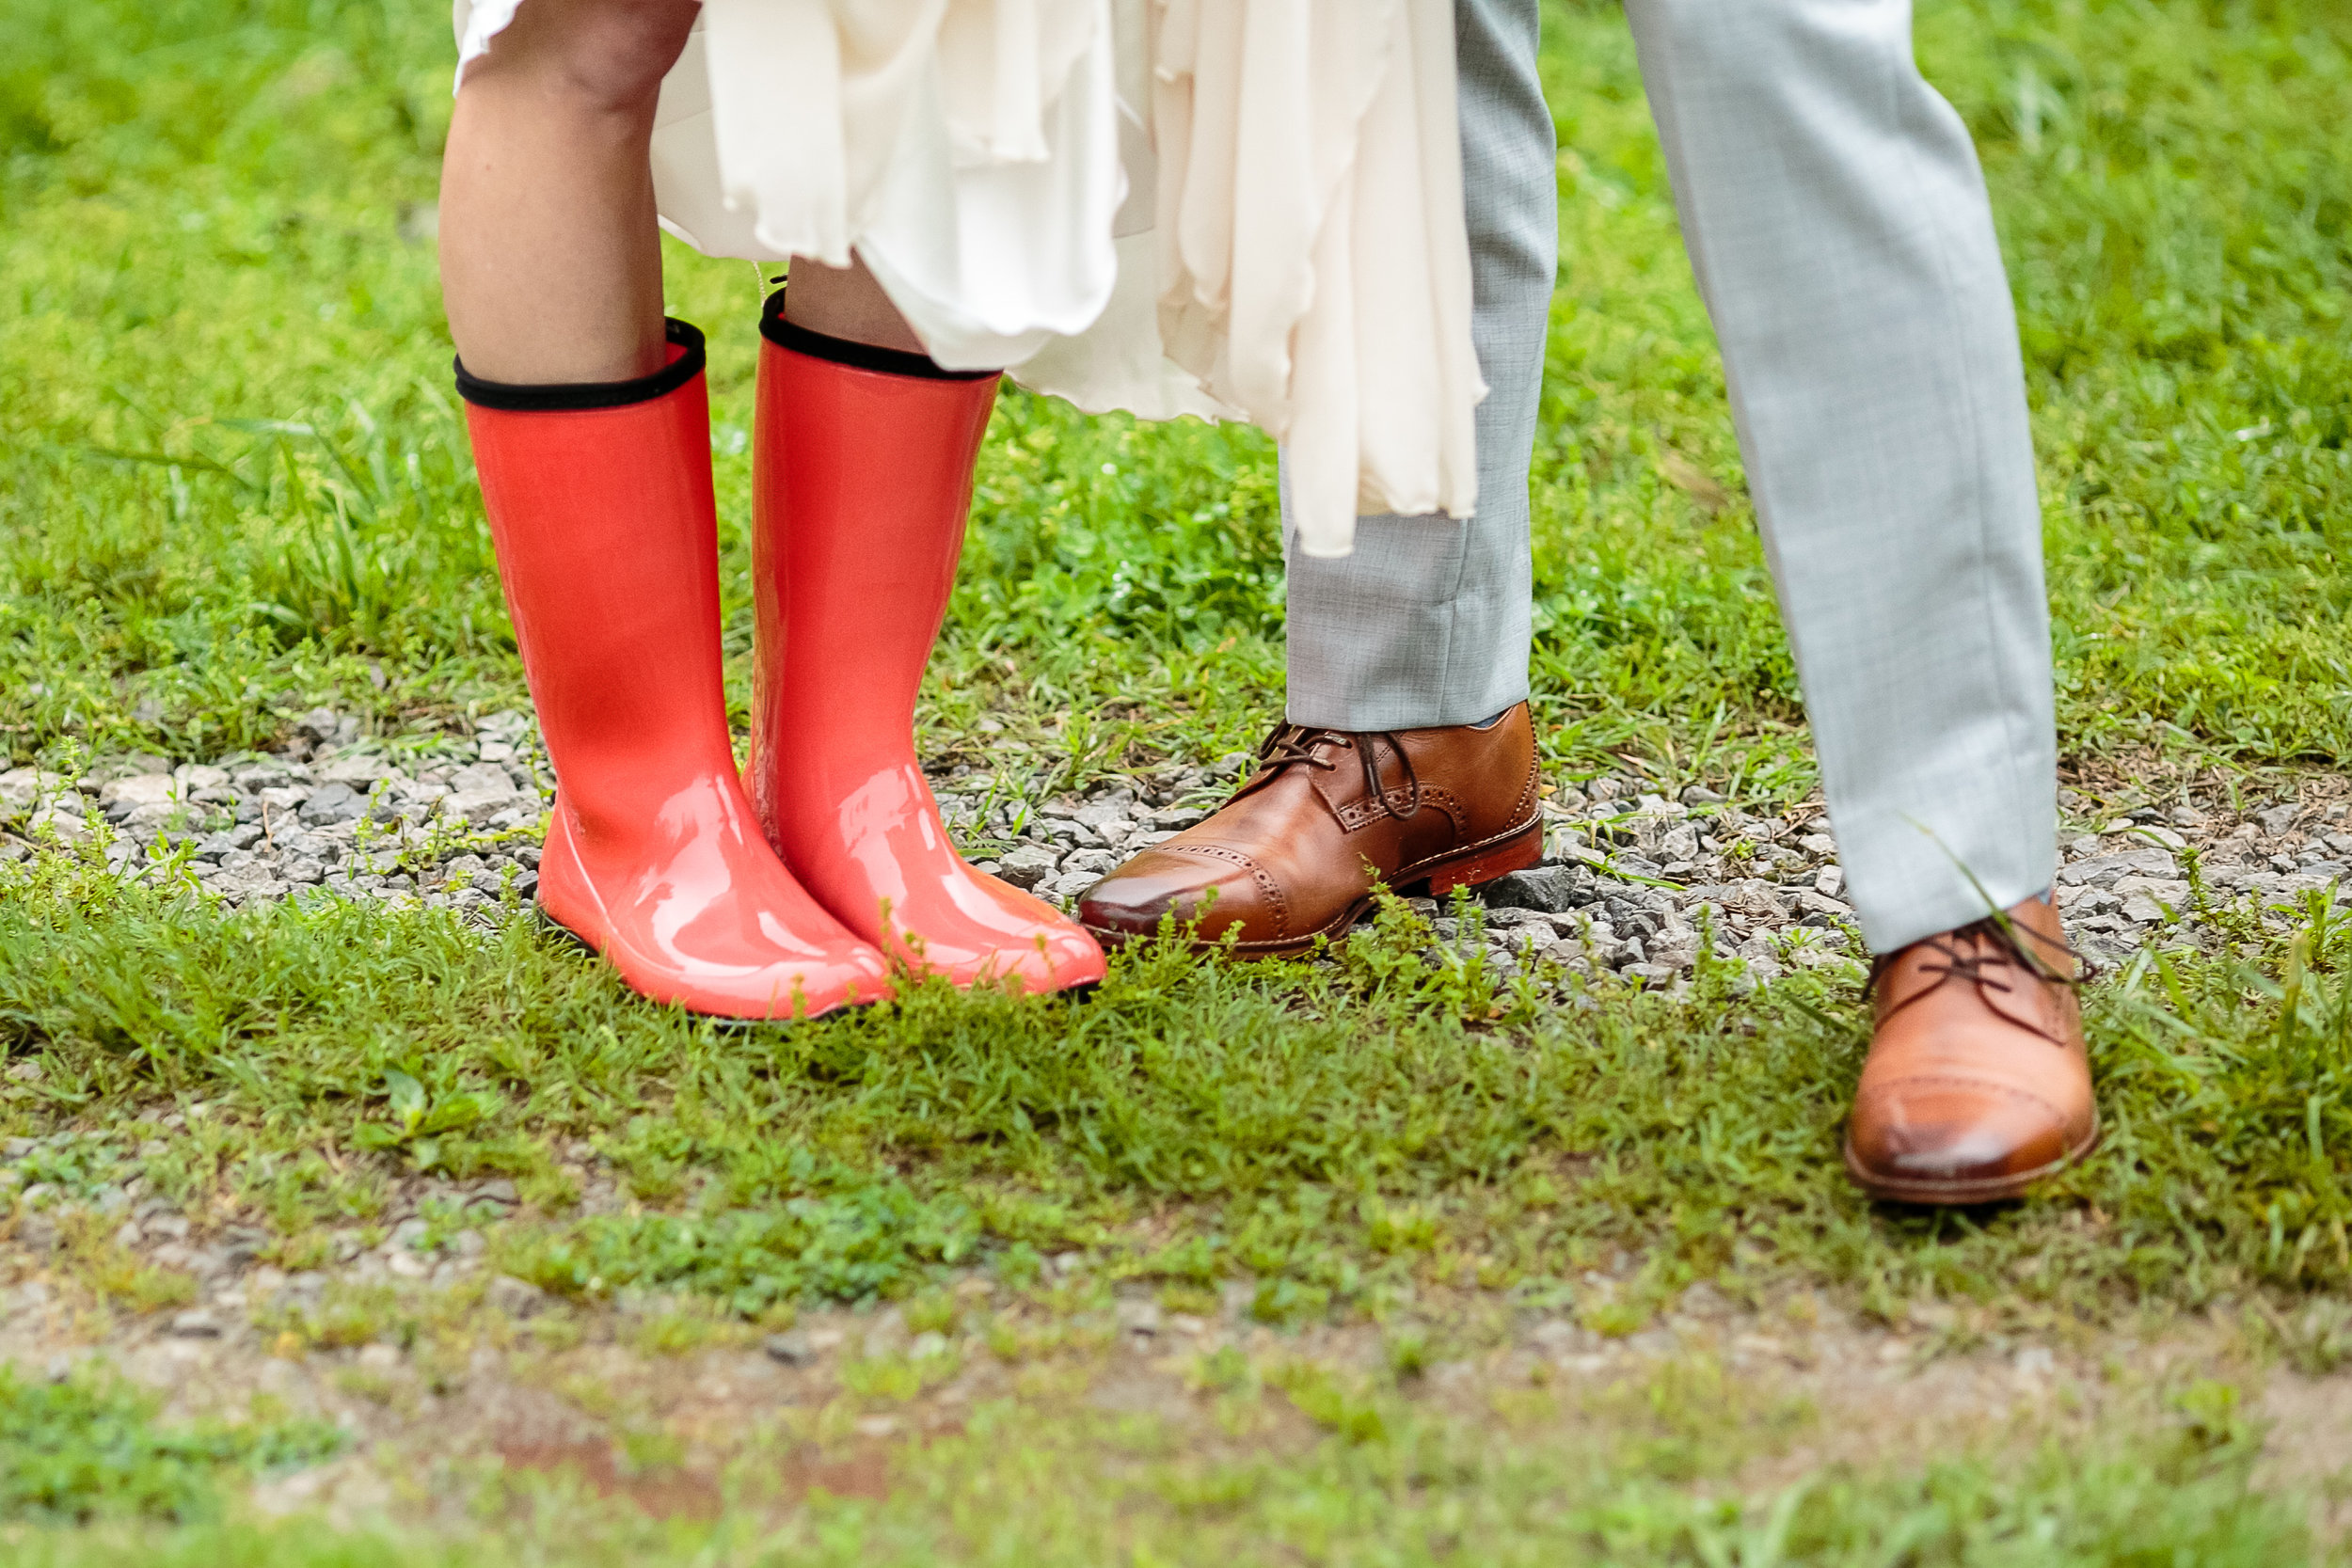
[620,942,893,1021]
[873,869,1106,993]
[984,922,1108,993]
[1847,1076,2073,1199]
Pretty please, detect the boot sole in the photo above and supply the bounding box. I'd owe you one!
[1083,817,1545,960]
[1842,1112,2103,1206]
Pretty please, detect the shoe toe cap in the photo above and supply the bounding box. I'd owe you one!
[1076,850,1256,941]
[1849,1077,2074,1192]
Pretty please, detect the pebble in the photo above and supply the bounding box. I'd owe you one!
[485,1275,548,1319]
[168,1309,222,1338]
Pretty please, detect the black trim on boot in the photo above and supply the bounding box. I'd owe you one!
[759,289,998,382]
[454,319,707,411]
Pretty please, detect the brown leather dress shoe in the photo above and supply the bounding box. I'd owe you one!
[1845,894,2098,1205]
[1077,704,1545,957]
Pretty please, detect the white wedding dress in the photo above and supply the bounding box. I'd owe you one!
[453,0,1482,558]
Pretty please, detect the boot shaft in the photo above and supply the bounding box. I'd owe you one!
[750,301,999,786]
[460,320,739,808]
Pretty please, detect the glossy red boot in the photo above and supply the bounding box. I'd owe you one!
[459,319,891,1020]
[747,296,1105,993]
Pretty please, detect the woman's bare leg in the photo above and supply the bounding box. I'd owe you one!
[783,258,928,356]
[440,0,926,382]
[440,0,696,383]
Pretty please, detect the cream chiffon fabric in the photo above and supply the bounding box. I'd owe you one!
[453,0,1483,557]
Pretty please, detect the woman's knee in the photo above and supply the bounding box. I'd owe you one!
[470,0,698,117]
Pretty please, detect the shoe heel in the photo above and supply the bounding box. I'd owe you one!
[1423,820,1543,896]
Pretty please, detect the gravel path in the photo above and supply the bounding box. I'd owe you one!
[3,707,2345,990]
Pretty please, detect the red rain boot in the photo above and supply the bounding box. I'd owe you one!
[459,319,891,1020]
[747,296,1106,993]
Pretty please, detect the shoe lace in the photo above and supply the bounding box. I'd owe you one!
[1243,724,1423,822]
[1863,911,2091,1047]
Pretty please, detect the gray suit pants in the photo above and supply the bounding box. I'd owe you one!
[1280,0,2058,954]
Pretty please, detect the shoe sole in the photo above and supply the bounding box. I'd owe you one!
[1841,1112,2103,1206]
[1083,817,1545,960]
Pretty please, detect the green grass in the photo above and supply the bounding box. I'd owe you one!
[3,0,2351,1558]
[0,1361,345,1524]
[8,833,2352,1327]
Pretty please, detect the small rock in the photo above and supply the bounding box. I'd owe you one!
[485,1275,548,1318]
[1484,865,1588,914]
[1040,868,1097,901]
[299,784,365,826]
[5,1280,55,1319]
[995,843,1062,890]
[194,825,264,860]
[1062,847,1121,879]
[99,775,178,811]
[168,1309,222,1338]
[318,754,394,785]
[443,763,533,824]
[24,807,86,842]
[0,769,71,816]
[2257,803,2301,836]
[764,1329,818,1367]
[2055,848,2178,888]
[293,709,343,743]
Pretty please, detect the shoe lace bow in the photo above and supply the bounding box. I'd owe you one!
[1243,724,1423,822]
[1864,911,2090,1047]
